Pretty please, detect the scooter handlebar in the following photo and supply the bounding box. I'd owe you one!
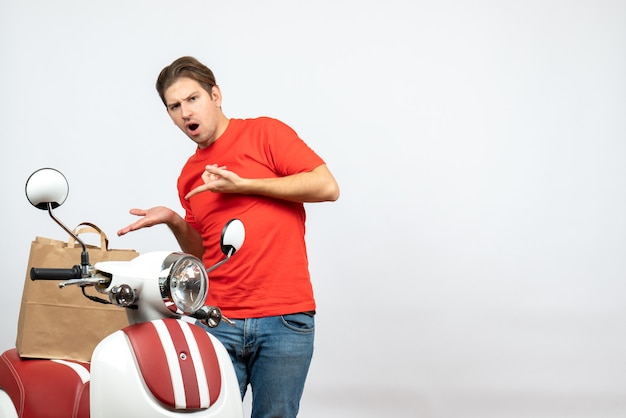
[30,266,82,281]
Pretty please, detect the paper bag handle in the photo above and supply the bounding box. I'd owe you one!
[68,222,109,250]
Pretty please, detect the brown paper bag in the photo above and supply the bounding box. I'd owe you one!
[16,222,139,362]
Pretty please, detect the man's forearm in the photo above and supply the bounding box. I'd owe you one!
[243,164,340,203]
[168,215,205,259]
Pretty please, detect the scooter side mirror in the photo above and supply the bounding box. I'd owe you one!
[25,168,69,210]
[205,219,246,277]
[24,168,90,272]
[220,219,245,256]
[197,218,246,328]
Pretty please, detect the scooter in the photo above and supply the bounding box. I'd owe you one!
[0,168,245,418]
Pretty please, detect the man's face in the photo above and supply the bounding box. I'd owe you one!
[164,77,226,148]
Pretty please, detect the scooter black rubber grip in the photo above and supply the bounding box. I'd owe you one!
[30,266,82,281]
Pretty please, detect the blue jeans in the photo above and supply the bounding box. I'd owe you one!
[197,313,315,418]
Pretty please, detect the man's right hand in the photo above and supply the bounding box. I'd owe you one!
[117,206,176,236]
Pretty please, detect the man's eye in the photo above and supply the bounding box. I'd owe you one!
[169,104,180,111]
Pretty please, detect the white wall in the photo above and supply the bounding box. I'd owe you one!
[1,1,625,417]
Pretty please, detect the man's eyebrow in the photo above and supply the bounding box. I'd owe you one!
[166,91,200,108]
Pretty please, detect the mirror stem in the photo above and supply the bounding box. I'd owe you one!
[205,249,234,274]
[46,203,90,273]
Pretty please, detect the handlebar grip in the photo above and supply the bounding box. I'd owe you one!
[30,266,82,281]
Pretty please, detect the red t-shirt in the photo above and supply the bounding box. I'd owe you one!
[177,117,325,318]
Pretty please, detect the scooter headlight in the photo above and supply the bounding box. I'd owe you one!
[159,253,208,315]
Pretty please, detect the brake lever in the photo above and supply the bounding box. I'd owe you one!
[58,277,107,289]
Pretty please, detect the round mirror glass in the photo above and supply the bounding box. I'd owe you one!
[220,218,245,256]
[25,168,69,210]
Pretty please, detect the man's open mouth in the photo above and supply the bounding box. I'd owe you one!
[188,123,199,132]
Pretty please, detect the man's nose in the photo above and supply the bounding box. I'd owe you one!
[181,103,192,118]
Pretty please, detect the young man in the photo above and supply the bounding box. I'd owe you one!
[117,56,339,417]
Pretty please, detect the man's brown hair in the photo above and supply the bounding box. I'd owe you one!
[156,56,217,106]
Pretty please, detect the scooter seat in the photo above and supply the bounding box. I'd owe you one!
[0,348,90,418]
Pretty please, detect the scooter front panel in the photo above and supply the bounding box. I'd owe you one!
[124,319,222,410]
[90,319,243,417]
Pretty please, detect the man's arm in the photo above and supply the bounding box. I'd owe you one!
[117,206,205,259]
[185,164,340,203]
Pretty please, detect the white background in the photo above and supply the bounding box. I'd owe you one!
[1,1,625,417]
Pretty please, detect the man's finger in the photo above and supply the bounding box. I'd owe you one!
[185,184,209,200]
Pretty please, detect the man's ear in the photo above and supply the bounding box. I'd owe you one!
[211,85,223,103]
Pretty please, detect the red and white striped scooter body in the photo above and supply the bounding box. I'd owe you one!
[90,318,243,418]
